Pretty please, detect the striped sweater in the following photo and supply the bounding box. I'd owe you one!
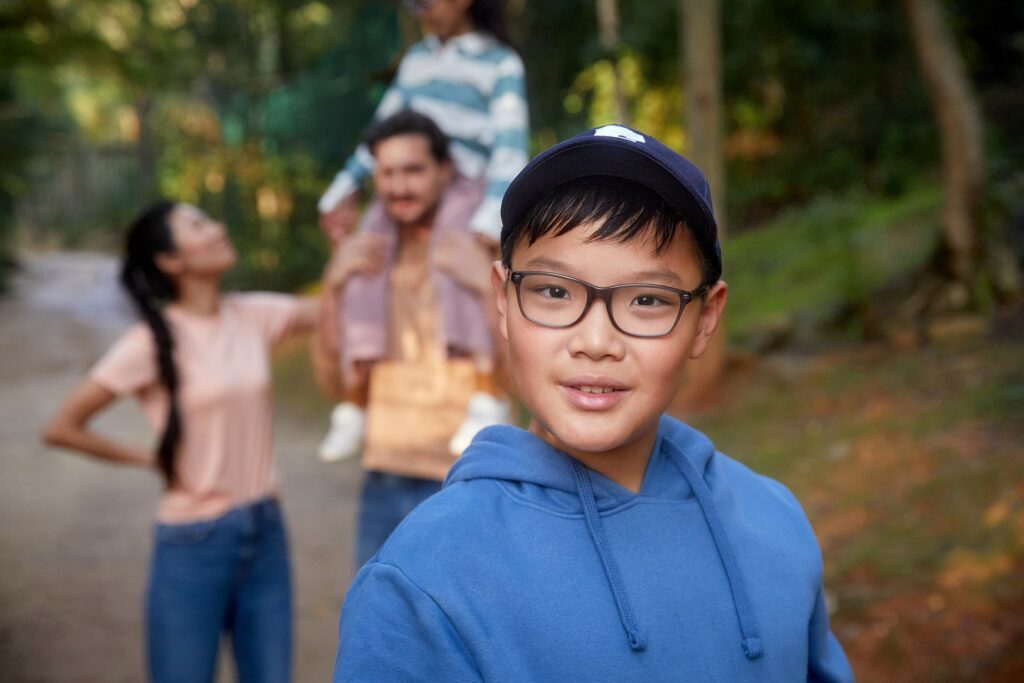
[318,31,529,240]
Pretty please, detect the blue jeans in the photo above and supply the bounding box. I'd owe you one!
[356,472,442,568]
[147,497,291,683]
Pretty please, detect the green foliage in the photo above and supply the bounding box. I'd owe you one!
[0,0,104,286]
[555,0,1020,231]
[514,0,599,142]
[159,133,330,292]
[564,49,685,150]
[7,0,398,291]
[6,0,1022,300]
[724,185,941,346]
[0,72,40,286]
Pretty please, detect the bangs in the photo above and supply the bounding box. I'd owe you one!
[502,176,712,282]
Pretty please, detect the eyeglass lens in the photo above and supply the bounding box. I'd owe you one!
[515,273,684,337]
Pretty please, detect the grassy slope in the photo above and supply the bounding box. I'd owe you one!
[724,184,941,346]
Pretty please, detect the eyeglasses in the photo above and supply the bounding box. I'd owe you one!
[508,271,707,338]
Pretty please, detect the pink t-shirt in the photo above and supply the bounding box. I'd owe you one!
[90,293,304,523]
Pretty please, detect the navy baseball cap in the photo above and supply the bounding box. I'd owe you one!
[500,124,721,280]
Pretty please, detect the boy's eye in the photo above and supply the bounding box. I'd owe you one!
[537,286,571,300]
[632,293,671,307]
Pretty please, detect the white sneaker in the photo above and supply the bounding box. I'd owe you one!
[318,403,365,463]
[449,392,511,456]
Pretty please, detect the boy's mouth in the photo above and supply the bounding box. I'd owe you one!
[559,377,630,410]
[562,376,628,391]
[576,386,617,394]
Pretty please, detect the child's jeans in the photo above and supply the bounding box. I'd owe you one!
[355,472,442,569]
[146,497,291,683]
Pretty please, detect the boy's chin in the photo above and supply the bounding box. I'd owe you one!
[533,420,649,458]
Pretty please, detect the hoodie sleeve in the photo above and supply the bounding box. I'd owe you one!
[333,562,481,682]
[807,584,855,682]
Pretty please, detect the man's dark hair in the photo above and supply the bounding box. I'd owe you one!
[500,176,719,286]
[364,110,450,163]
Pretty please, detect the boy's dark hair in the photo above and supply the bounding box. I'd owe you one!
[500,176,718,287]
[364,110,450,163]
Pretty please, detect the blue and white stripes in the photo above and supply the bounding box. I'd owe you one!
[318,31,529,240]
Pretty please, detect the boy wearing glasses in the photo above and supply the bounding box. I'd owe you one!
[332,125,854,682]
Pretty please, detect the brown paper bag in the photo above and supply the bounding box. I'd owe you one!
[361,358,477,481]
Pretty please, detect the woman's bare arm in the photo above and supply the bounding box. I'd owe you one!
[42,379,153,468]
[290,296,321,334]
[309,300,345,402]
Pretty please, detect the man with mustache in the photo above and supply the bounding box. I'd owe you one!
[320,110,508,568]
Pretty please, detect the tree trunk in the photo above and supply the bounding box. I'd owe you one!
[673,0,727,411]
[596,0,629,124]
[904,0,985,287]
[275,3,292,83]
[134,96,158,202]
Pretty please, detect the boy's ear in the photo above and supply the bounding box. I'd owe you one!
[490,262,510,342]
[688,280,727,360]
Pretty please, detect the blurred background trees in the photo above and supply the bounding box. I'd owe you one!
[3,0,400,289]
[2,0,1022,319]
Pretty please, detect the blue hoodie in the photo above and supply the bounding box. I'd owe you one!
[334,416,854,682]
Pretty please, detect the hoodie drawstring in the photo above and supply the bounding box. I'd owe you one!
[570,460,647,652]
[665,441,764,660]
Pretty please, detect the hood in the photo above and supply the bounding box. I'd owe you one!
[447,415,716,504]
[444,414,764,661]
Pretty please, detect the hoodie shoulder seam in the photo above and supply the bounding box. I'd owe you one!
[367,559,482,673]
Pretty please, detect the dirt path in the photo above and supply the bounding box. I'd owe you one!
[0,252,362,682]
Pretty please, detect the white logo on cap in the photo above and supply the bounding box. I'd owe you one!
[594,125,645,144]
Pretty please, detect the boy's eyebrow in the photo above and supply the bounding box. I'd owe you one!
[520,256,575,273]
[624,269,684,286]
[520,256,684,286]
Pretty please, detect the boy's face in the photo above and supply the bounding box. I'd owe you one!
[493,220,727,460]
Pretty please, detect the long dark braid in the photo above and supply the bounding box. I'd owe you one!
[119,200,182,485]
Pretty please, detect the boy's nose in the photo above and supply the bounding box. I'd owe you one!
[567,299,626,361]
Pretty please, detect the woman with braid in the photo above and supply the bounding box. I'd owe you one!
[43,201,322,682]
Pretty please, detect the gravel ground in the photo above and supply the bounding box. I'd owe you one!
[0,252,361,682]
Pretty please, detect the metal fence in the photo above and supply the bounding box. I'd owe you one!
[15,143,142,246]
